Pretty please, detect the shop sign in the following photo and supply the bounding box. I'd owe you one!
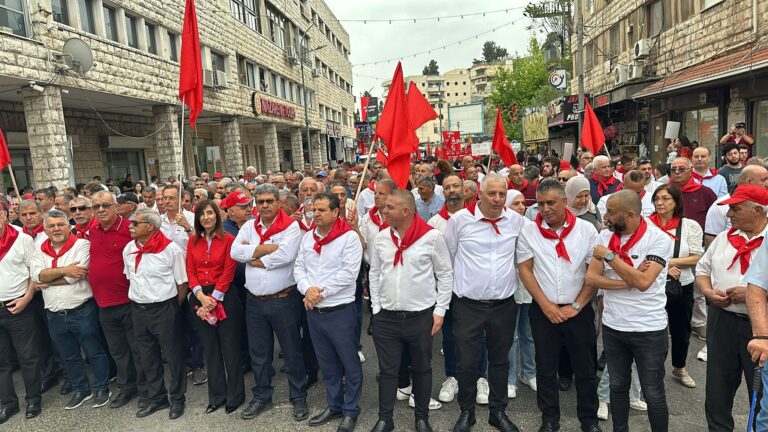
[594,94,610,108]
[251,93,296,119]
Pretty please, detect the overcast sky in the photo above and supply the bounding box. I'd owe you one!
[324,0,534,100]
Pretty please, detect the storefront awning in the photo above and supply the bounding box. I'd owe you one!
[633,44,768,99]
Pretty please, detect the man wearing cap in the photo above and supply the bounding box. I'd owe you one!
[697,185,768,431]
[720,122,754,159]
[116,193,140,220]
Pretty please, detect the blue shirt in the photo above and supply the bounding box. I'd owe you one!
[745,241,768,290]
[415,193,445,222]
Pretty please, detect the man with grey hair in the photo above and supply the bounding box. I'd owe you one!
[413,163,444,199]
[588,155,622,204]
[463,180,478,208]
[69,196,97,239]
[415,176,444,222]
[18,200,48,247]
[244,166,259,182]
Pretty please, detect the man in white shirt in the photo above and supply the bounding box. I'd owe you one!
[295,193,363,432]
[0,200,43,423]
[31,209,111,410]
[18,200,48,247]
[691,147,728,198]
[597,171,654,218]
[696,185,768,431]
[367,189,453,432]
[445,173,526,432]
[160,185,195,251]
[123,208,188,420]
[745,235,768,431]
[517,180,600,432]
[355,172,375,218]
[586,190,672,432]
[704,165,768,246]
[230,184,308,421]
[637,159,663,194]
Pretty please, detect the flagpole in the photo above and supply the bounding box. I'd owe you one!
[6,164,20,203]
[486,151,493,173]
[179,95,185,215]
[353,138,378,208]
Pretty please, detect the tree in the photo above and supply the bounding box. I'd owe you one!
[422,59,439,76]
[480,41,509,64]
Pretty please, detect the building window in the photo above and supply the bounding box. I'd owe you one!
[0,0,29,36]
[168,31,179,61]
[754,100,768,157]
[608,23,620,58]
[259,68,267,92]
[683,107,719,166]
[270,72,278,96]
[267,6,287,49]
[231,0,259,33]
[78,0,95,33]
[210,51,226,72]
[647,0,664,36]
[51,0,69,25]
[125,14,139,48]
[103,5,118,41]
[680,0,695,22]
[145,23,157,54]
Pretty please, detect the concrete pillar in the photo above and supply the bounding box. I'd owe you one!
[222,119,244,176]
[290,127,304,171]
[320,135,329,165]
[153,105,183,180]
[263,124,279,172]
[310,131,323,168]
[21,86,69,190]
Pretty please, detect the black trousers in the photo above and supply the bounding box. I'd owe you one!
[0,303,42,409]
[30,292,58,381]
[453,295,517,413]
[131,299,187,404]
[529,303,598,426]
[665,282,694,369]
[705,306,760,432]
[99,302,147,401]
[301,307,320,378]
[188,285,245,407]
[372,308,433,422]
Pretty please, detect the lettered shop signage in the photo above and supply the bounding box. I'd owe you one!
[251,93,296,120]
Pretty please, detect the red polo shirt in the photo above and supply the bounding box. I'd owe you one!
[88,216,133,308]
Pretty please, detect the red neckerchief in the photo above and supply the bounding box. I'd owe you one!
[23,224,44,238]
[535,209,577,262]
[592,174,618,197]
[648,213,680,240]
[726,228,764,274]
[468,202,503,235]
[251,206,259,217]
[675,176,702,193]
[368,207,389,230]
[368,181,376,191]
[508,179,530,192]
[40,234,78,268]
[390,216,433,266]
[691,168,719,181]
[313,217,352,254]
[577,166,585,174]
[438,204,451,220]
[0,224,20,262]
[607,219,648,267]
[74,217,99,239]
[297,218,315,232]
[255,209,295,245]
[130,231,172,271]
[459,170,468,180]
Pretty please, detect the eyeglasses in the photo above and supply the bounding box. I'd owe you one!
[129,220,153,227]
[92,203,113,209]
[557,177,570,182]
[256,199,276,205]
[69,205,91,213]
[653,196,674,203]
[581,156,593,161]
[669,167,689,173]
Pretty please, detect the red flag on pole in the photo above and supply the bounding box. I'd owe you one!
[426,141,432,157]
[491,106,517,167]
[376,146,389,167]
[178,0,203,128]
[406,82,438,129]
[0,129,10,169]
[581,99,605,155]
[360,96,370,122]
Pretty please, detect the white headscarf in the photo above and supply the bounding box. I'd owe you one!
[565,176,596,216]
[505,189,523,207]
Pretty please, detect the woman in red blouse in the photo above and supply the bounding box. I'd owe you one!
[186,200,244,414]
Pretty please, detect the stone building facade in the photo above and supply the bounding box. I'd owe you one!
[0,0,355,190]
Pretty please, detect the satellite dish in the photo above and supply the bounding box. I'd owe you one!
[61,38,94,74]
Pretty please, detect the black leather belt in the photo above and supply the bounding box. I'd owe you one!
[727,310,750,321]
[454,294,513,308]
[132,298,173,310]
[380,308,432,319]
[50,299,91,316]
[312,302,352,314]
[0,296,23,309]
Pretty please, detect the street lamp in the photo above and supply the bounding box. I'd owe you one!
[300,21,325,168]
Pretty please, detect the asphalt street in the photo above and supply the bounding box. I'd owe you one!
[3,311,749,432]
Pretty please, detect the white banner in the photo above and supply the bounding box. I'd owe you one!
[472,141,492,156]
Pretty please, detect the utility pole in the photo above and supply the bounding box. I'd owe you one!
[575,0,585,140]
[437,79,444,148]
[300,21,325,168]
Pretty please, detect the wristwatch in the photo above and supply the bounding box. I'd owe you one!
[571,302,581,311]
[604,251,616,262]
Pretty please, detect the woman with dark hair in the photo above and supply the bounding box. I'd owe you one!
[648,184,703,389]
[134,181,146,197]
[678,136,693,159]
[186,200,244,413]
[435,159,453,185]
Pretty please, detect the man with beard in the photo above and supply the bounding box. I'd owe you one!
[637,160,663,194]
[540,157,560,181]
[141,187,157,211]
[718,143,744,194]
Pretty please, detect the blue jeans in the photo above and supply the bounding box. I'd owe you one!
[47,300,110,393]
[442,308,487,379]
[508,303,536,386]
[597,361,642,403]
[757,367,768,430]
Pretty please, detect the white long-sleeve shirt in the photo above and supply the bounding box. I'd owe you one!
[1,226,33,302]
[295,229,362,308]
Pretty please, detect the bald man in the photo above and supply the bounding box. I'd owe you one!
[669,157,717,230]
[691,147,728,198]
[597,171,654,218]
[507,165,537,206]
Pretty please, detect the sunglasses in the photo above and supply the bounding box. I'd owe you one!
[69,205,91,212]
[93,203,113,209]
[670,167,689,173]
[256,199,276,205]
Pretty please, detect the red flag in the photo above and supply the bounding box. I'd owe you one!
[581,99,605,155]
[376,146,389,167]
[426,141,432,157]
[406,82,438,130]
[0,129,10,169]
[361,96,370,122]
[491,106,517,167]
[178,0,203,128]
[375,62,419,188]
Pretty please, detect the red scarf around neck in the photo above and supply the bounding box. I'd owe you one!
[130,231,172,271]
[368,207,389,230]
[23,223,44,238]
[592,174,618,196]
[368,181,376,191]
[469,201,503,235]
[508,179,530,192]
[535,209,577,262]
[255,209,295,245]
[648,213,680,240]
[74,217,99,239]
[0,224,20,262]
[313,217,352,254]
[726,228,765,274]
[675,176,702,193]
[607,219,648,267]
[691,168,719,181]
[40,234,78,268]
[390,216,433,266]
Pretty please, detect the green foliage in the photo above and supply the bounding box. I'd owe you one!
[482,41,509,64]
[422,59,440,76]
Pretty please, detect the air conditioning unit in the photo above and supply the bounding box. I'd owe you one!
[634,39,651,60]
[614,65,628,86]
[202,68,215,87]
[285,46,299,64]
[604,59,612,75]
[628,63,643,80]
[213,70,227,87]
[311,68,322,78]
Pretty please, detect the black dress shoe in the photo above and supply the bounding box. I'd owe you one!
[293,399,309,421]
[25,403,41,419]
[135,400,170,418]
[558,376,572,391]
[370,419,394,432]
[453,410,476,432]
[309,408,343,426]
[0,406,19,424]
[581,424,602,432]
[60,380,73,396]
[240,399,271,420]
[225,401,243,414]
[110,391,137,409]
[538,422,560,432]
[40,376,59,393]
[416,418,433,432]
[337,416,356,432]
[307,373,319,389]
[205,404,221,414]
[169,402,184,419]
[488,411,520,432]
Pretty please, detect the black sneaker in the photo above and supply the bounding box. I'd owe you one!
[92,389,111,408]
[64,391,93,410]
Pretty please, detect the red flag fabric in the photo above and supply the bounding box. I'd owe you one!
[491,106,517,167]
[581,99,604,155]
[361,96,370,122]
[0,129,10,169]
[426,141,432,157]
[376,146,389,167]
[406,81,438,130]
[178,0,203,128]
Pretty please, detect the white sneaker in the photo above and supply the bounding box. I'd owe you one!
[697,346,708,362]
[396,385,412,401]
[507,384,517,399]
[476,378,489,405]
[597,401,609,420]
[519,376,537,392]
[358,351,365,363]
[630,400,648,411]
[408,394,443,410]
[438,377,459,403]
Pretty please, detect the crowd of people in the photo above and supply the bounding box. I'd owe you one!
[2,142,768,432]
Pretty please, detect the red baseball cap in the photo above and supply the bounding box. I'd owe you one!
[719,184,768,206]
[221,191,251,209]
[214,172,223,180]
[559,160,572,171]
